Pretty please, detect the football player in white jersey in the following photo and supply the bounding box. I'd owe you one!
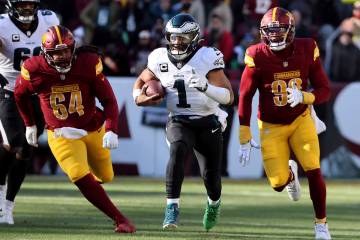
[133,13,234,231]
[0,0,59,224]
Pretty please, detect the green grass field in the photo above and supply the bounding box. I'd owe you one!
[0,176,359,240]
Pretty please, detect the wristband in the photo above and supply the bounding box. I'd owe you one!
[132,89,141,102]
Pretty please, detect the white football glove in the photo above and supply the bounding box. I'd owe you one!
[286,85,303,107]
[189,70,208,92]
[238,139,260,166]
[25,125,38,147]
[102,131,118,149]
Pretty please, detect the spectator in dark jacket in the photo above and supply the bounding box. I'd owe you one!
[203,14,234,66]
[330,30,360,82]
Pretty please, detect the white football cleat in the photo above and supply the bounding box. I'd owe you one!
[286,160,301,201]
[0,200,14,225]
[315,223,331,239]
[0,184,6,217]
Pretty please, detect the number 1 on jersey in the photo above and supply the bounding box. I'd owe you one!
[173,79,191,108]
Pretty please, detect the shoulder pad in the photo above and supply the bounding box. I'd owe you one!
[21,58,38,81]
[76,52,103,76]
[148,48,166,62]
[40,10,53,16]
[201,46,225,69]
[312,40,320,61]
[75,46,104,76]
[148,48,166,64]
[244,45,258,68]
[294,38,320,62]
[39,10,60,26]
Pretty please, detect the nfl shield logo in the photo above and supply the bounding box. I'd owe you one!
[283,61,288,67]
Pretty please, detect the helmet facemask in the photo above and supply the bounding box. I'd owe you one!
[260,23,294,51]
[43,44,76,74]
[166,31,199,60]
[6,0,40,24]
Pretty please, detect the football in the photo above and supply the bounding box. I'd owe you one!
[144,80,165,99]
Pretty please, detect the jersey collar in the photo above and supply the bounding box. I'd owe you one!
[10,15,39,38]
[167,46,201,70]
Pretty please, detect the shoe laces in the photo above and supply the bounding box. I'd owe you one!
[205,205,219,222]
[164,204,178,223]
[287,180,296,191]
[315,223,328,233]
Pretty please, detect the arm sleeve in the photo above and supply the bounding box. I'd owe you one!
[238,66,259,127]
[14,76,35,126]
[93,73,119,134]
[308,41,331,104]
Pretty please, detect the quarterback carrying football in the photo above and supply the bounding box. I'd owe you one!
[14,25,135,233]
[0,0,59,224]
[133,14,234,231]
[238,7,331,239]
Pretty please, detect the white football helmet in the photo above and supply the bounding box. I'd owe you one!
[165,13,200,61]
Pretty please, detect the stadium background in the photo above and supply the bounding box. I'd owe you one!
[1,0,360,179]
[0,1,360,239]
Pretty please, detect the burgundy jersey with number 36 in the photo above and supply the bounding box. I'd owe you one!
[238,38,330,125]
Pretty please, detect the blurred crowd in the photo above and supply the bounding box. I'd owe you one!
[1,0,358,83]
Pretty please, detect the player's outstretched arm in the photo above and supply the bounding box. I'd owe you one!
[14,75,35,127]
[238,64,261,166]
[133,68,163,106]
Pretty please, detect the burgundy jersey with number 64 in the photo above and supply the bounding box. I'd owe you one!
[14,52,119,133]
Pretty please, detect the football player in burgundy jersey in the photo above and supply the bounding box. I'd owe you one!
[238,7,331,239]
[14,25,135,233]
[0,0,59,225]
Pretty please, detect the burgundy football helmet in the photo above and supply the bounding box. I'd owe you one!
[260,7,295,51]
[41,25,76,73]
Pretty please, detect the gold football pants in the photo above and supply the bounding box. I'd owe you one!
[258,108,320,188]
[47,126,114,183]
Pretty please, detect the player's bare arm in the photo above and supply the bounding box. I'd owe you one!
[133,68,163,106]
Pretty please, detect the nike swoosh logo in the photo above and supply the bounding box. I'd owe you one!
[211,128,219,133]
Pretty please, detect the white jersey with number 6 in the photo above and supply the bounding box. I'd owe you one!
[147,46,225,116]
[0,10,59,92]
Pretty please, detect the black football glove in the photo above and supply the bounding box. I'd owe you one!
[0,74,8,88]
